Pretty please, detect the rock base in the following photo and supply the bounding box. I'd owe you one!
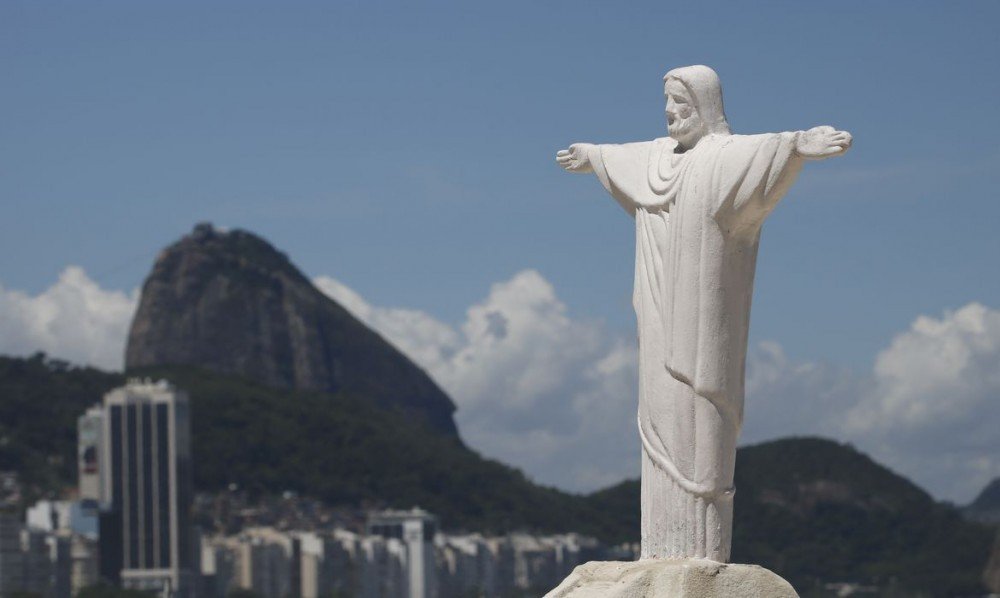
[544,559,799,598]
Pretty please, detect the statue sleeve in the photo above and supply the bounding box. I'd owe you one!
[712,132,804,232]
[591,141,661,217]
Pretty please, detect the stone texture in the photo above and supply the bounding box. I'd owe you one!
[544,559,798,598]
[125,223,458,435]
[557,65,852,560]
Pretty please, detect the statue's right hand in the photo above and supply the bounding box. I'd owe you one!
[556,143,595,173]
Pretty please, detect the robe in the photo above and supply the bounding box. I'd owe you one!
[591,132,803,561]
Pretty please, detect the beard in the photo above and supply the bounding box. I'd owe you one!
[668,115,704,148]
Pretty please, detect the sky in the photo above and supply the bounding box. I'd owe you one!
[1,1,999,504]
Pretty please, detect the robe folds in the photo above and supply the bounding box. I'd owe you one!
[591,132,803,560]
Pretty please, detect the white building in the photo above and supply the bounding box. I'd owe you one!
[26,500,98,539]
[200,535,240,598]
[70,534,99,595]
[244,528,293,598]
[292,531,358,598]
[203,527,295,598]
[78,406,106,503]
[24,501,101,593]
[357,534,407,598]
[367,508,438,598]
[197,518,604,598]
[437,534,500,596]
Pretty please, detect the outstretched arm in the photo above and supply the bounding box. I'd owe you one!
[795,125,852,160]
[556,140,664,217]
[715,126,853,232]
[556,142,635,216]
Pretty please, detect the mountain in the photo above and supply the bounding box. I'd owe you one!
[125,223,457,435]
[966,477,1000,524]
[732,437,993,595]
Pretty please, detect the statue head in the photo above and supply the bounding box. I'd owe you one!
[663,65,731,150]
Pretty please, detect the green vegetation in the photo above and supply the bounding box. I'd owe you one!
[132,363,601,536]
[733,438,994,596]
[0,354,600,536]
[582,479,639,544]
[0,354,993,595]
[0,353,123,500]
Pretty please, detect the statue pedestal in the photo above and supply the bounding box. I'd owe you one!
[544,559,798,598]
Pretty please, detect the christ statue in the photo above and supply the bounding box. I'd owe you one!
[556,65,851,563]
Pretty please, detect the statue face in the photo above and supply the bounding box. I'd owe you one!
[665,79,704,149]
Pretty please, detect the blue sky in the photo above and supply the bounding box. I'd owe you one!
[2,1,999,501]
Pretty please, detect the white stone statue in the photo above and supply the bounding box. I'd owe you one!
[556,65,851,564]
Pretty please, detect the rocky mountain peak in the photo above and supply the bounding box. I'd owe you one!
[125,223,458,435]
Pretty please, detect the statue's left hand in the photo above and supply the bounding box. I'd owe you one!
[556,143,596,173]
[795,126,852,160]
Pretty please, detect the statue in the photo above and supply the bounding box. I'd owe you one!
[556,65,852,564]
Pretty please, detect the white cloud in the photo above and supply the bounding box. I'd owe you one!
[742,340,861,445]
[315,270,640,491]
[317,272,1000,501]
[313,275,461,370]
[852,303,1000,430]
[3,266,997,502]
[743,303,1000,503]
[845,303,1000,502]
[0,267,138,371]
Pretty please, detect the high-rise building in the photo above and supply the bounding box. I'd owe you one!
[78,406,106,503]
[292,531,357,598]
[367,508,438,598]
[70,534,99,595]
[96,378,196,597]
